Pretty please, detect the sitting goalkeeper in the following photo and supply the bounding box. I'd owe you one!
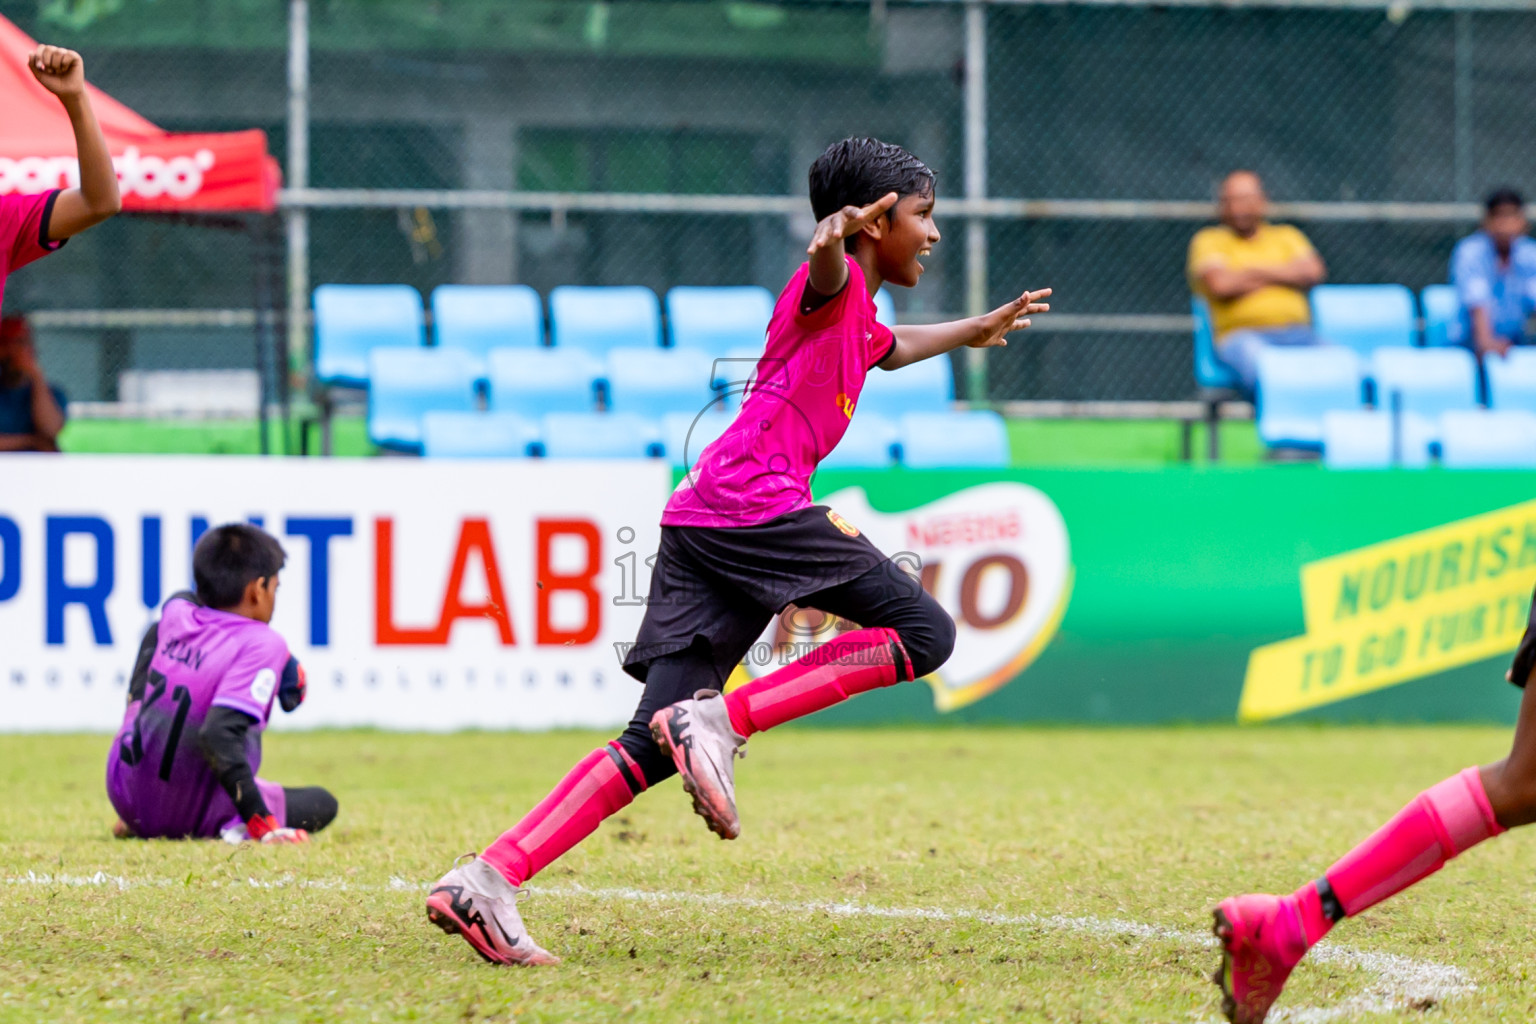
[107,523,337,844]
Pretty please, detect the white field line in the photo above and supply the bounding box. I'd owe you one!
[4,872,1473,1022]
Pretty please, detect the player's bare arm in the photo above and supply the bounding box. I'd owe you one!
[879,287,1051,370]
[805,192,898,299]
[28,45,121,240]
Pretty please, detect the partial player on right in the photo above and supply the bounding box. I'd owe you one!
[1212,578,1536,1023]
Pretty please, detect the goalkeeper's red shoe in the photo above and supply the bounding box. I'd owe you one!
[426,855,559,967]
[1212,894,1310,1024]
[650,689,746,840]
[246,813,308,845]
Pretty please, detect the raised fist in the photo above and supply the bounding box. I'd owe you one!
[28,45,85,98]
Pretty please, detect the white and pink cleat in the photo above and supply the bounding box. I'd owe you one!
[426,855,560,966]
[650,689,747,840]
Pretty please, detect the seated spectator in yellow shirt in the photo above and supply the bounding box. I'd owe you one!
[1188,170,1327,392]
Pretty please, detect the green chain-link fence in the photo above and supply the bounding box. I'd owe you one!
[3,0,1532,406]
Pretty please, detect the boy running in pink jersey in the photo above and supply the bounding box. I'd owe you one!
[1212,581,1536,1022]
[1,45,121,311]
[427,137,1051,966]
[108,524,337,844]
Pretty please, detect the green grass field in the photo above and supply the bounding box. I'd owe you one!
[3,726,1527,1023]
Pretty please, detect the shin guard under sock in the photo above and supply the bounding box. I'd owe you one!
[481,742,647,887]
[1290,766,1504,942]
[723,627,912,737]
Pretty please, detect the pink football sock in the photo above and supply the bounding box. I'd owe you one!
[1286,878,1334,947]
[723,627,912,737]
[480,742,646,887]
[1289,766,1504,943]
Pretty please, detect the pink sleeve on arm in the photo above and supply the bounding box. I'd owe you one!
[210,629,290,727]
[793,257,860,327]
[868,320,896,367]
[1,191,67,274]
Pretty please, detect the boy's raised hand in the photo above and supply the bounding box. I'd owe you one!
[968,288,1052,348]
[807,192,899,256]
[28,45,86,97]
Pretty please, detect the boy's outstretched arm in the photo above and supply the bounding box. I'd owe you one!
[804,192,898,301]
[29,45,121,240]
[879,287,1051,370]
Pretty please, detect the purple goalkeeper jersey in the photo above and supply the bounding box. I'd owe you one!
[106,597,289,839]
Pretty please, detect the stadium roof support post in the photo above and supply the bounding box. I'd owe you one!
[286,0,311,432]
[252,213,288,457]
[963,0,989,405]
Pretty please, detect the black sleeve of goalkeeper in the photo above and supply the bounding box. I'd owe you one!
[198,706,270,821]
[129,591,201,704]
[1509,583,1536,689]
[126,620,159,704]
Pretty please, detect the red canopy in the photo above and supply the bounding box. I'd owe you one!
[0,15,280,213]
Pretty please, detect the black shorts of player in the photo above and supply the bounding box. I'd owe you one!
[612,505,956,787]
[624,504,919,683]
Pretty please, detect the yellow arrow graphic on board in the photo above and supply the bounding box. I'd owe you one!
[1239,499,1536,722]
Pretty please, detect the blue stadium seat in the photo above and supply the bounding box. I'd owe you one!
[1420,284,1462,348]
[898,411,1010,468]
[486,348,602,417]
[711,345,765,399]
[666,286,775,359]
[1370,347,1478,427]
[1310,284,1416,358]
[1255,346,1364,448]
[661,410,735,468]
[367,348,479,452]
[313,284,425,387]
[1192,296,1241,390]
[1321,410,1434,469]
[874,288,896,328]
[857,358,954,416]
[539,412,664,459]
[1439,410,1536,469]
[421,411,539,458]
[549,285,662,355]
[431,285,543,372]
[604,347,722,418]
[820,413,900,469]
[1485,348,1536,414]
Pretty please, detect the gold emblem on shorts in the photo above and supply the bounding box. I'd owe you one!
[836,393,855,419]
[826,509,860,537]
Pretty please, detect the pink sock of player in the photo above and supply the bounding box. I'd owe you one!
[1288,766,1504,945]
[480,742,647,887]
[723,626,912,737]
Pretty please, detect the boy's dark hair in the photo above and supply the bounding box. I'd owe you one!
[809,137,935,245]
[193,523,286,609]
[1486,188,1524,214]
